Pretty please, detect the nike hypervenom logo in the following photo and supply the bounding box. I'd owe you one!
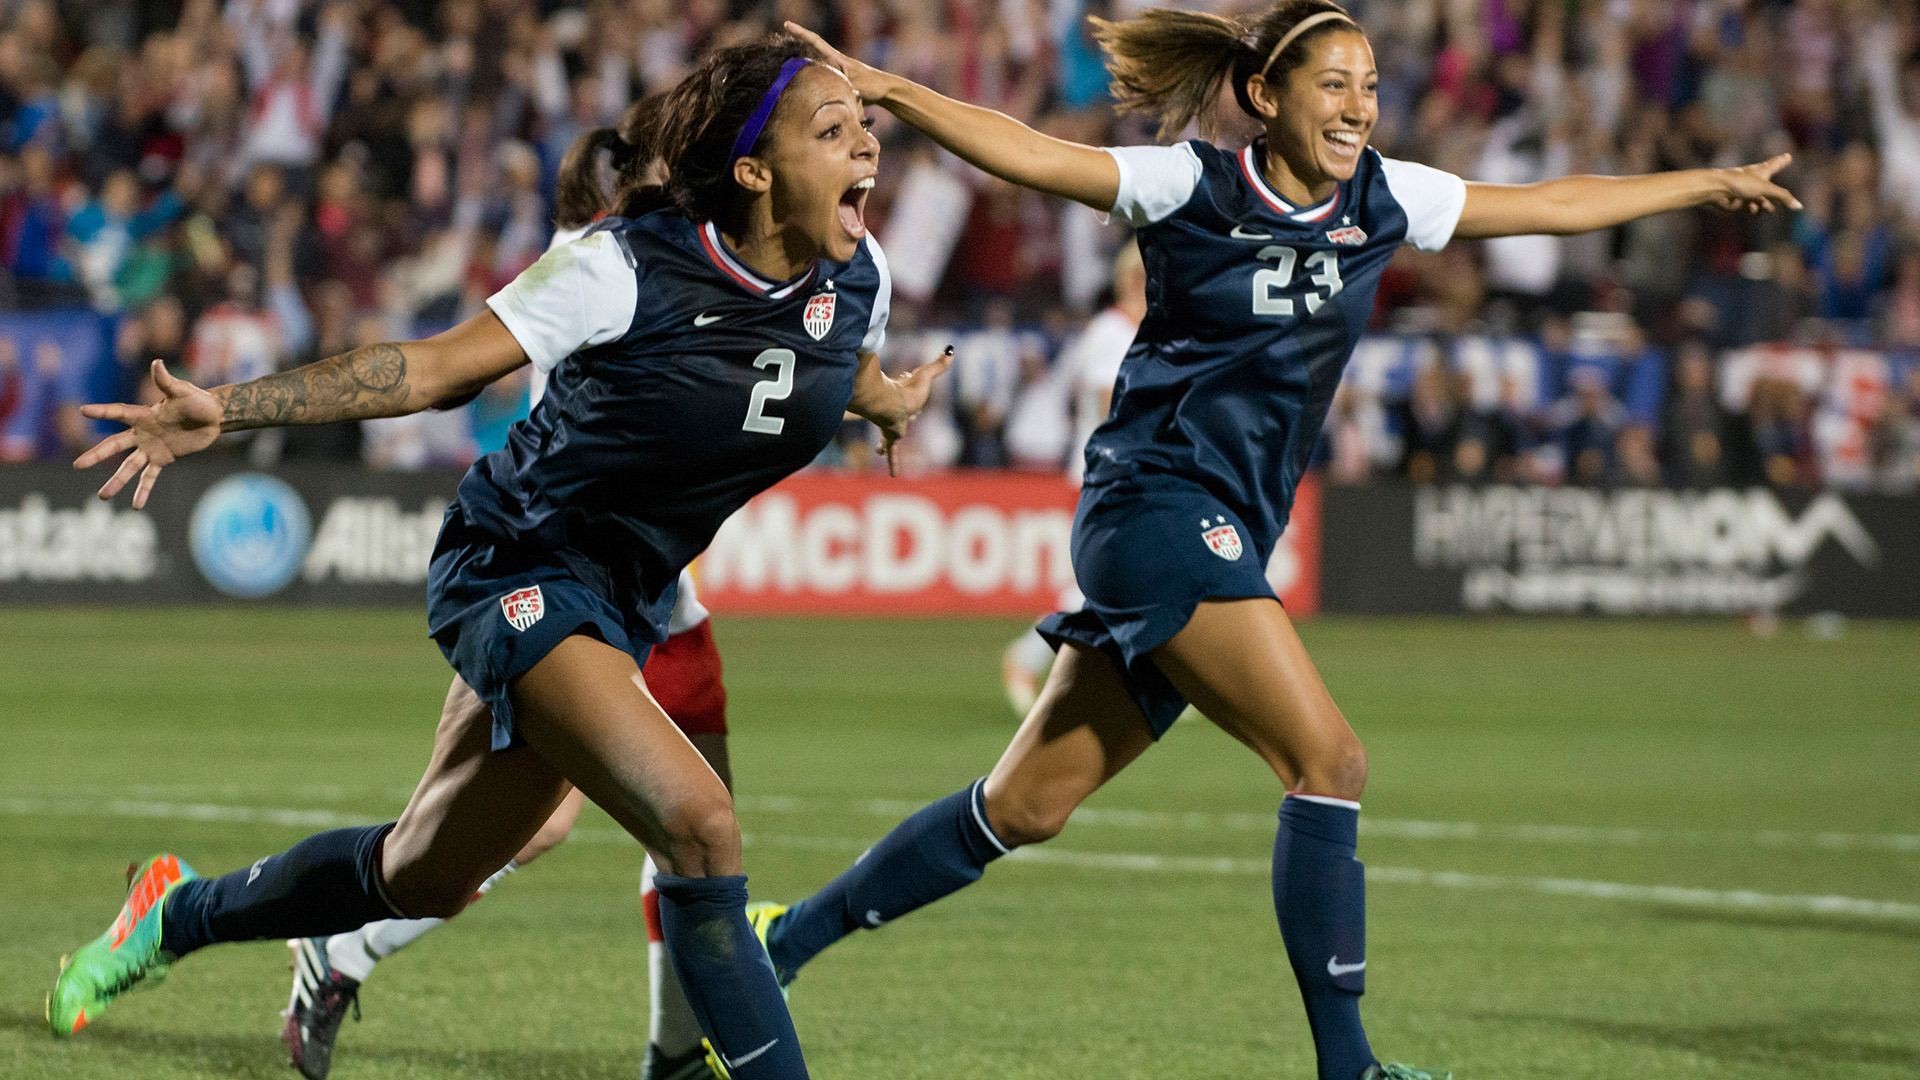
[108,855,183,949]
[1327,956,1366,977]
[694,313,725,326]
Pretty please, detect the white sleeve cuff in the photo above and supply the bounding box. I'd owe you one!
[1103,142,1204,227]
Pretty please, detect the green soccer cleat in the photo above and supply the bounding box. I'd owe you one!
[1362,1064,1452,1080]
[48,854,198,1037]
[745,900,793,992]
[642,1040,726,1080]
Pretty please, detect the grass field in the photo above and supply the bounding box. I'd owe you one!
[2,610,1917,1080]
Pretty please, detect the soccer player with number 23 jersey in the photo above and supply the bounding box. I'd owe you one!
[767,3,1798,1078]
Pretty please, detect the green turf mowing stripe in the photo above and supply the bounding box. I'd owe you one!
[8,795,1915,922]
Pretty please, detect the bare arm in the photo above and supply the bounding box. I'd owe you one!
[847,346,953,476]
[1454,154,1801,239]
[76,311,528,506]
[787,22,1120,212]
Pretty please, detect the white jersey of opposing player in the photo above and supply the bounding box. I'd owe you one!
[532,221,709,635]
[1060,307,1140,485]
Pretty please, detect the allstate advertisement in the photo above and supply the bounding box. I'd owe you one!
[0,463,456,604]
[1320,483,1920,616]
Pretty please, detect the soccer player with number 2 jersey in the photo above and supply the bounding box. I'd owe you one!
[52,35,949,1080]
[767,4,1799,1078]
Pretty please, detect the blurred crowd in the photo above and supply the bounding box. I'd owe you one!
[0,0,1917,492]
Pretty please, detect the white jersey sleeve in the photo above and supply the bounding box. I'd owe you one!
[861,234,891,355]
[1378,156,1468,252]
[1103,143,1204,227]
[486,229,638,373]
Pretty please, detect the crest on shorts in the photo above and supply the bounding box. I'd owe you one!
[1327,225,1367,246]
[501,585,544,631]
[1201,517,1243,561]
[803,290,836,340]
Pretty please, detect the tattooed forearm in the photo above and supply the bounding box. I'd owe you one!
[217,342,412,431]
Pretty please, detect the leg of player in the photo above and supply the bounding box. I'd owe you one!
[642,731,732,1080]
[765,643,1154,981]
[50,676,574,1039]
[282,785,589,1080]
[509,635,805,1080]
[1149,598,1393,1080]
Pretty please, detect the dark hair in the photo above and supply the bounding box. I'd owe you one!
[1091,0,1360,140]
[557,35,820,229]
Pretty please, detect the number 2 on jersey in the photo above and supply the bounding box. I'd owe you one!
[742,348,795,435]
[1252,245,1343,317]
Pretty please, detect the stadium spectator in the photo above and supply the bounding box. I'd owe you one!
[0,0,1917,494]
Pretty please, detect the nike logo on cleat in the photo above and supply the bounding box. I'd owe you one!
[693,313,725,326]
[1327,956,1366,977]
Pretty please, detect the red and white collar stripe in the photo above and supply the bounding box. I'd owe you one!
[699,221,816,299]
[1239,144,1341,223]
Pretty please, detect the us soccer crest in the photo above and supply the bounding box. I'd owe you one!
[803,290,836,340]
[1327,225,1367,245]
[1201,517,1243,561]
[500,585,544,631]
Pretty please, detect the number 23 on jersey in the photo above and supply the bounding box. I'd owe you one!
[1252,245,1343,317]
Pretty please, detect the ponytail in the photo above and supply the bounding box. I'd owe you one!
[1094,0,1359,141]
[1092,10,1256,141]
[554,127,628,229]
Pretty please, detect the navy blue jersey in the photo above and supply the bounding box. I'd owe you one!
[456,209,890,633]
[1084,139,1464,560]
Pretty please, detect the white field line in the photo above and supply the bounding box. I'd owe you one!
[12,787,1919,853]
[5,796,1916,922]
[766,797,1920,854]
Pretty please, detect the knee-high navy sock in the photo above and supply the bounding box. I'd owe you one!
[1274,795,1376,1080]
[160,824,400,958]
[766,778,1009,979]
[653,873,808,1080]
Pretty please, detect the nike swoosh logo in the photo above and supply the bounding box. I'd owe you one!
[728,1038,779,1068]
[1327,956,1366,977]
[1230,225,1274,240]
[693,313,725,326]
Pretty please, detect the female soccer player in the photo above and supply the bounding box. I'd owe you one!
[52,35,949,1080]
[279,109,736,1080]
[764,6,1798,1079]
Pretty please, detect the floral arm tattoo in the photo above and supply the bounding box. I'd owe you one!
[217,342,412,431]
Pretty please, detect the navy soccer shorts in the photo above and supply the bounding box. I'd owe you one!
[427,508,660,751]
[1038,475,1278,737]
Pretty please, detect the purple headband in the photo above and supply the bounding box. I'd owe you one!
[728,56,813,169]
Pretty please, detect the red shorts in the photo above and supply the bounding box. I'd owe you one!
[640,619,728,736]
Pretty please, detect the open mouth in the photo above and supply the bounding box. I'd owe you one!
[838,177,874,239]
[1324,130,1363,158]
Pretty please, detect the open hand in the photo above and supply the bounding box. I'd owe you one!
[74,360,224,508]
[876,345,954,477]
[1709,154,1802,215]
[785,21,895,104]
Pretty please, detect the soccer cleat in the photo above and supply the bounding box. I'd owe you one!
[47,854,198,1037]
[745,900,793,992]
[281,937,361,1080]
[1361,1064,1451,1080]
[642,1041,726,1080]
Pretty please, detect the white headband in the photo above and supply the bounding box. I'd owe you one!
[1260,10,1357,77]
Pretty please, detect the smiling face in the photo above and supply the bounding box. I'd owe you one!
[1247,30,1378,196]
[737,64,879,263]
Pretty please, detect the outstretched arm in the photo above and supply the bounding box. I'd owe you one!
[787,22,1120,212]
[76,311,528,507]
[1454,154,1801,239]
